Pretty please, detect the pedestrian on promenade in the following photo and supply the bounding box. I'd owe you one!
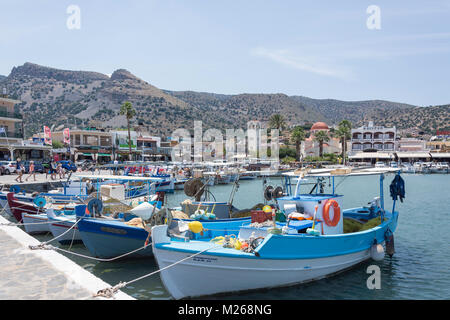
[15,158,23,183]
[50,160,57,180]
[57,162,62,179]
[25,160,36,182]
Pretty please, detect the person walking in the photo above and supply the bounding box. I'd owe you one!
[25,160,36,182]
[50,160,57,180]
[15,158,23,183]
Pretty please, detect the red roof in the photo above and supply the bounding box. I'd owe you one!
[311,122,329,130]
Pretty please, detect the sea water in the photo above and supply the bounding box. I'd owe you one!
[29,174,450,299]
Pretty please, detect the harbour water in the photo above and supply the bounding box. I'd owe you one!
[28,174,450,299]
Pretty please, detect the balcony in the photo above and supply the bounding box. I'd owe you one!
[0,111,23,120]
[0,131,23,139]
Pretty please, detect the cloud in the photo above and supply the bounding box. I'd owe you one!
[251,47,354,80]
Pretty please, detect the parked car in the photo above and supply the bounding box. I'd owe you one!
[0,161,17,174]
[22,161,45,173]
[375,161,386,168]
[58,160,77,172]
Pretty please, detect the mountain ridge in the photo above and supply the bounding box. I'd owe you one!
[2,62,449,137]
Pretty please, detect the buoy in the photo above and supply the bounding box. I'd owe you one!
[370,243,385,261]
[386,234,395,257]
[262,205,272,213]
[188,221,203,234]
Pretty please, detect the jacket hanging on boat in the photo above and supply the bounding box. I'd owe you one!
[389,175,405,202]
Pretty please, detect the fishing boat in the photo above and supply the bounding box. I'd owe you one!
[400,162,416,174]
[47,209,83,244]
[151,167,403,299]
[0,187,35,216]
[0,180,90,217]
[174,178,190,190]
[75,177,255,259]
[21,203,78,235]
[430,162,449,174]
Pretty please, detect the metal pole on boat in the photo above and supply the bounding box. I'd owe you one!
[332,176,335,195]
[379,173,384,212]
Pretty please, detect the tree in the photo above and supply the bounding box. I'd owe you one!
[269,114,286,131]
[52,140,64,149]
[335,120,352,165]
[313,130,330,158]
[290,126,306,161]
[119,101,136,160]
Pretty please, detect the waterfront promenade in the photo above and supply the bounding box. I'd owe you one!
[0,215,133,300]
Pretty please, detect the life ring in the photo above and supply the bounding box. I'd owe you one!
[323,199,341,227]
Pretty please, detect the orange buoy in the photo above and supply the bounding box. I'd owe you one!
[323,199,341,227]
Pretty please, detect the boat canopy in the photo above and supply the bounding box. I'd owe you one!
[282,167,399,178]
[73,174,165,182]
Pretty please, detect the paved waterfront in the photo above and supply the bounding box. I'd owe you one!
[0,170,112,186]
[0,215,133,300]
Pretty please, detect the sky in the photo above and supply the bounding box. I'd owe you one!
[1,0,450,106]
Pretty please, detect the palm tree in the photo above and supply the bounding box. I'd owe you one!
[290,126,306,161]
[313,130,330,158]
[119,101,136,160]
[335,120,352,164]
[269,114,286,131]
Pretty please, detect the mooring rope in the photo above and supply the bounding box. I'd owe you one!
[93,243,221,298]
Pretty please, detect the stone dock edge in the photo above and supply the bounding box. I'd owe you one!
[0,215,135,300]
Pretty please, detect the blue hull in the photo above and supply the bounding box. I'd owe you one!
[77,212,250,260]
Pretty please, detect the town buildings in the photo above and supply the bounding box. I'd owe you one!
[0,92,51,161]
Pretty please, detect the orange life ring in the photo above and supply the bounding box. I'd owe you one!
[323,199,341,227]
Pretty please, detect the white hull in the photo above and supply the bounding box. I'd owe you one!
[174,180,187,190]
[152,227,373,299]
[154,246,371,299]
[49,217,82,244]
[21,213,50,234]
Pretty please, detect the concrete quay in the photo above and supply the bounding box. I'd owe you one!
[0,215,134,300]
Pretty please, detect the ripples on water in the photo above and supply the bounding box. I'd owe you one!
[20,174,450,300]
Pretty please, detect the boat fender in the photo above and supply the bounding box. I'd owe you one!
[323,199,341,227]
[33,196,46,208]
[188,221,203,234]
[370,243,385,261]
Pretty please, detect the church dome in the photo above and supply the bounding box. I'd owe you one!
[311,122,329,131]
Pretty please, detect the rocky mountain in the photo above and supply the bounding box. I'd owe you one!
[2,62,449,138]
[0,75,6,82]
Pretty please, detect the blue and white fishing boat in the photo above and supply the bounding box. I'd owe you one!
[21,203,78,235]
[0,180,89,217]
[75,202,250,259]
[151,167,403,299]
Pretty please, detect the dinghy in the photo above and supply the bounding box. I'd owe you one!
[151,167,403,299]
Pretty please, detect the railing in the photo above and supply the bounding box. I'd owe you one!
[0,131,23,138]
[0,111,23,120]
[352,138,395,142]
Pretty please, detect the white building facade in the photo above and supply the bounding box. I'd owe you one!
[351,121,396,152]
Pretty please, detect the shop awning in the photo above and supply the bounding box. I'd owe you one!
[349,152,393,159]
[82,153,93,156]
[396,152,431,158]
[98,153,111,156]
[430,153,450,158]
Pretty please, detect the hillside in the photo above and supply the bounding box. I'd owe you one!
[1,62,449,138]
